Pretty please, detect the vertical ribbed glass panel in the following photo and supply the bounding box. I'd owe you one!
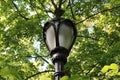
[59,24,74,49]
[46,26,56,50]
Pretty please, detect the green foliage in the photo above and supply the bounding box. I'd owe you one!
[101,63,120,79]
[60,76,69,80]
[0,0,120,80]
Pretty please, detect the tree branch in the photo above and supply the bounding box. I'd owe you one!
[62,0,66,4]
[85,64,98,75]
[69,0,76,20]
[75,5,120,25]
[59,0,63,9]
[77,35,99,41]
[34,53,52,65]
[51,0,57,9]
[25,70,54,80]
[28,0,41,20]
[26,55,50,64]
[12,1,29,20]
[39,1,53,18]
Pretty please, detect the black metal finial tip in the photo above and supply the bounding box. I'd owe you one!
[54,9,65,18]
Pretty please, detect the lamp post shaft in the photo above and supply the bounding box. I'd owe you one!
[54,61,64,80]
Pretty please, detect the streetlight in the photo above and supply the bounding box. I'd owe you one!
[43,18,77,80]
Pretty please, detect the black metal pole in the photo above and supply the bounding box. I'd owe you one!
[50,47,68,80]
[54,61,64,80]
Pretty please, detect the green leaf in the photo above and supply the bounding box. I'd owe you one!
[101,65,109,73]
[0,67,10,76]
[110,63,118,69]
[109,63,118,73]
[61,76,69,80]
[117,72,120,76]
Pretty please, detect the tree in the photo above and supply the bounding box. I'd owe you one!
[0,0,120,80]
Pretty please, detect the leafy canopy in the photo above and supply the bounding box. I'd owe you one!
[0,0,120,80]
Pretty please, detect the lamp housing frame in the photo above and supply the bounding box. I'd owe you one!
[43,18,77,63]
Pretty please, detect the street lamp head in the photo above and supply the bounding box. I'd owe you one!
[43,18,77,63]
